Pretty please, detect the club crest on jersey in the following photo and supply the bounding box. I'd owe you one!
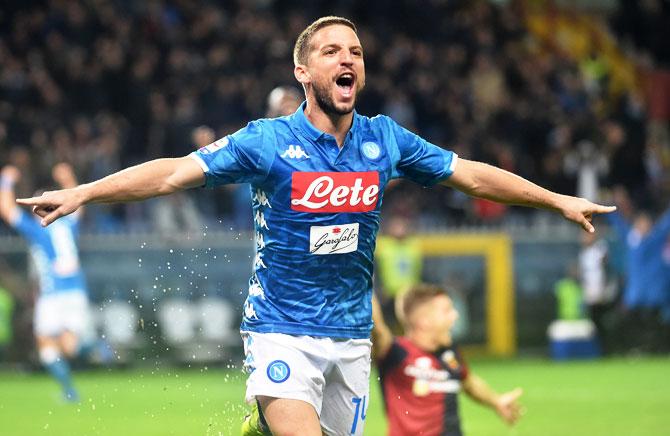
[361,141,381,161]
[291,171,380,213]
[440,350,460,370]
[200,137,229,154]
[280,144,310,160]
[267,360,290,383]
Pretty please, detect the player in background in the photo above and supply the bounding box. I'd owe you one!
[579,230,616,348]
[18,17,615,435]
[0,163,94,402]
[266,86,303,118]
[606,188,670,351]
[372,284,523,436]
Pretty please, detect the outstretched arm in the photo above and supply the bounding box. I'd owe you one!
[17,157,205,226]
[654,206,670,236]
[442,158,616,233]
[0,166,21,224]
[371,293,394,361]
[462,373,523,425]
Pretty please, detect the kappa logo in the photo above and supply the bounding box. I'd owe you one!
[255,231,266,250]
[280,144,310,160]
[249,282,265,299]
[244,301,258,319]
[254,252,267,270]
[254,210,269,230]
[248,274,265,299]
[440,350,460,370]
[253,189,271,208]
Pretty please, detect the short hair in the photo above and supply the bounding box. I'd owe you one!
[293,16,357,66]
[398,283,448,324]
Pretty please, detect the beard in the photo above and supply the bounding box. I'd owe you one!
[312,78,360,116]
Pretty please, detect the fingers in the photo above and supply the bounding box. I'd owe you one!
[501,405,521,425]
[32,206,48,218]
[591,204,617,214]
[514,405,527,423]
[17,196,63,226]
[15,196,42,206]
[41,208,64,227]
[498,387,524,425]
[508,387,523,401]
[581,216,595,233]
[506,403,524,425]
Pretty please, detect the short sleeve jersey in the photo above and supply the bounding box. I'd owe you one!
[378,337,469,436]
[10,209,87,296]
[191,103,457,338]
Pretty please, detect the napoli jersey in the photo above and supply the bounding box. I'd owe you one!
[11,209,87,296]
[191,103,457,338]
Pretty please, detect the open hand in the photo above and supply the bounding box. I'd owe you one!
[495,387,523,425]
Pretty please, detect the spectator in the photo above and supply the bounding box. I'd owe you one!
[579,230,616,350]
[564,140,609,201]
[554,264,584,321]
[0,0,666,228]
[375,215,424,332]
[607,188,670,351]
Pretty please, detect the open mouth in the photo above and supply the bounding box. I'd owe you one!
[335,72,355,98]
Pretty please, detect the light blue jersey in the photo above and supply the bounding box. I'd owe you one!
[11,209,87,296]
[607,210,670,308]
[191,103,457,338]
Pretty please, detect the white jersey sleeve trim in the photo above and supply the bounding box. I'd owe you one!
[188,152,209,173]
[449,153,459,173]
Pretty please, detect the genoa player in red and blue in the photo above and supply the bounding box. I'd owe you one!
[373,284,523,436]
[19,16,615,436]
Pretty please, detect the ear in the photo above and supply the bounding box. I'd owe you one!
[294,64,311,86]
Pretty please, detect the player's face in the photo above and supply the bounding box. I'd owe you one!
[427,295,459,346]
[304,24,365,115]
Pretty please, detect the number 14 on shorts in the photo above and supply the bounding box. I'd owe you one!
[350,395,367,434]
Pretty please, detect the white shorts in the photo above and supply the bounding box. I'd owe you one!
[242,331,371,436]
[34,291,92,338]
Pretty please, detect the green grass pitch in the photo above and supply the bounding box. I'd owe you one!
[0,356,668,435]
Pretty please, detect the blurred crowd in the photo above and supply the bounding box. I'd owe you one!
[0,0,669,232]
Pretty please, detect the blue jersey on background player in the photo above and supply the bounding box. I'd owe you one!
[13,209,87,297]
[191,103,457,340]
[1,163,93,402]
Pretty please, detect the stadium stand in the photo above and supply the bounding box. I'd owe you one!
[0,0,667,232]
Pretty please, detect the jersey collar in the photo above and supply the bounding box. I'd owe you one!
[293,101,359,143]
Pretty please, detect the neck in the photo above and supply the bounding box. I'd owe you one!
[407,330,445,352]
[304,99,353,147]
